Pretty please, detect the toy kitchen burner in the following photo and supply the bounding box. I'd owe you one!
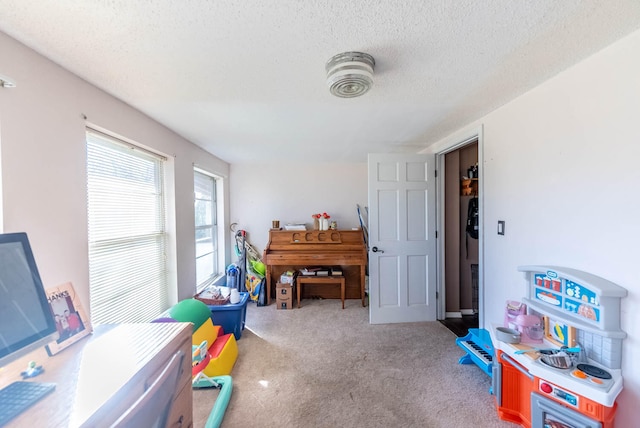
[571,364,612,387]
[490,266,627,428]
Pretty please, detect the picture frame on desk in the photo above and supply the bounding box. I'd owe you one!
[45,282,92,356]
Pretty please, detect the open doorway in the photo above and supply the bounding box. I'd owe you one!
[435,132,482,337]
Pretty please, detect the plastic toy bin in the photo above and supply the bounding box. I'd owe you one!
[207,291,249,340]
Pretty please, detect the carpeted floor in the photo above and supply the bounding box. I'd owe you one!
[192,299,512,428]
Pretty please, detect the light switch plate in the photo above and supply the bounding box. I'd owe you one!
[498,221,505,235]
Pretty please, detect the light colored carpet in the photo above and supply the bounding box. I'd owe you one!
[192,298,514,428]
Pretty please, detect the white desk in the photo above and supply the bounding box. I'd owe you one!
[0,323,193,427]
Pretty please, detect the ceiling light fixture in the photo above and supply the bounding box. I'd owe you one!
[325,52,375,98]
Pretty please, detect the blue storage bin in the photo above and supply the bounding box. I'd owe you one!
[207,291,249,340]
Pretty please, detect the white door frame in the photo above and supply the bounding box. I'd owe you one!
[431,125,484,329]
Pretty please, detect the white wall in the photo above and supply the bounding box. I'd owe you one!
[429,29,640,425]
[3,21,638,424]
[0,31,231,313]
[229,163,368,254]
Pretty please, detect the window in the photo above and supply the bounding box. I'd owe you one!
[86,129,168,324]
[194,169,219,289]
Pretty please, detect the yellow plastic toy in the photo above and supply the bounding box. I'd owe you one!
[169,298,238,377]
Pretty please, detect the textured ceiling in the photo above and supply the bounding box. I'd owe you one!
[2,1,640,164]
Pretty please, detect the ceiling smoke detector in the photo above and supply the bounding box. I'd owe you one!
[0,74,17,88]
[325,52,375,98]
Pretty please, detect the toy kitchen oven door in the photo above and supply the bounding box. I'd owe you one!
[531,390,612,428]
[492,266,628,428]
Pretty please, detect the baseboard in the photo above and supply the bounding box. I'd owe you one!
[461,309,476,316]
[445,311,462,319]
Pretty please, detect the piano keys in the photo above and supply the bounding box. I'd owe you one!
[262,229,367,306]
[456,327,494,377]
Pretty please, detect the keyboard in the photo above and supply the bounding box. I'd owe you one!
[0,381,56,426]
[456,328,494,377]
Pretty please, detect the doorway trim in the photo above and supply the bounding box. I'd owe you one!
[430,125,484,329]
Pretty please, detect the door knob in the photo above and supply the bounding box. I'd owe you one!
[371,246,384,253]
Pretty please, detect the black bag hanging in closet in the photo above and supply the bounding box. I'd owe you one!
[466,197,479,240]
[465,197,479,258]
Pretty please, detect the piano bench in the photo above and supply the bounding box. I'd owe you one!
[297,276,346,309]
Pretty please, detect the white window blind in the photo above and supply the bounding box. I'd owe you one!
[194,169,218,289]
[86,129,168,324]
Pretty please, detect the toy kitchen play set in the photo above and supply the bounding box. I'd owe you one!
[489,266,628,428]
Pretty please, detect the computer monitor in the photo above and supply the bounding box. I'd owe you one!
[0,232,58,368]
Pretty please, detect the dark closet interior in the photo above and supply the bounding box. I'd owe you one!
[440,141,479,336]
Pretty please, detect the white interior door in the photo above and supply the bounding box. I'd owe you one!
[368,153,436,324]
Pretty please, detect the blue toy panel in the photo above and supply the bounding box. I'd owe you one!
[565,280,599,306]
[534,288,562,307]
[564,298,600,322]
[519,265,627,338]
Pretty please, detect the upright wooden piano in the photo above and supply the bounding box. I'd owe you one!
[263,229,367,306]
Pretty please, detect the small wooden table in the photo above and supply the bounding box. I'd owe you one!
[297,276,346,309]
